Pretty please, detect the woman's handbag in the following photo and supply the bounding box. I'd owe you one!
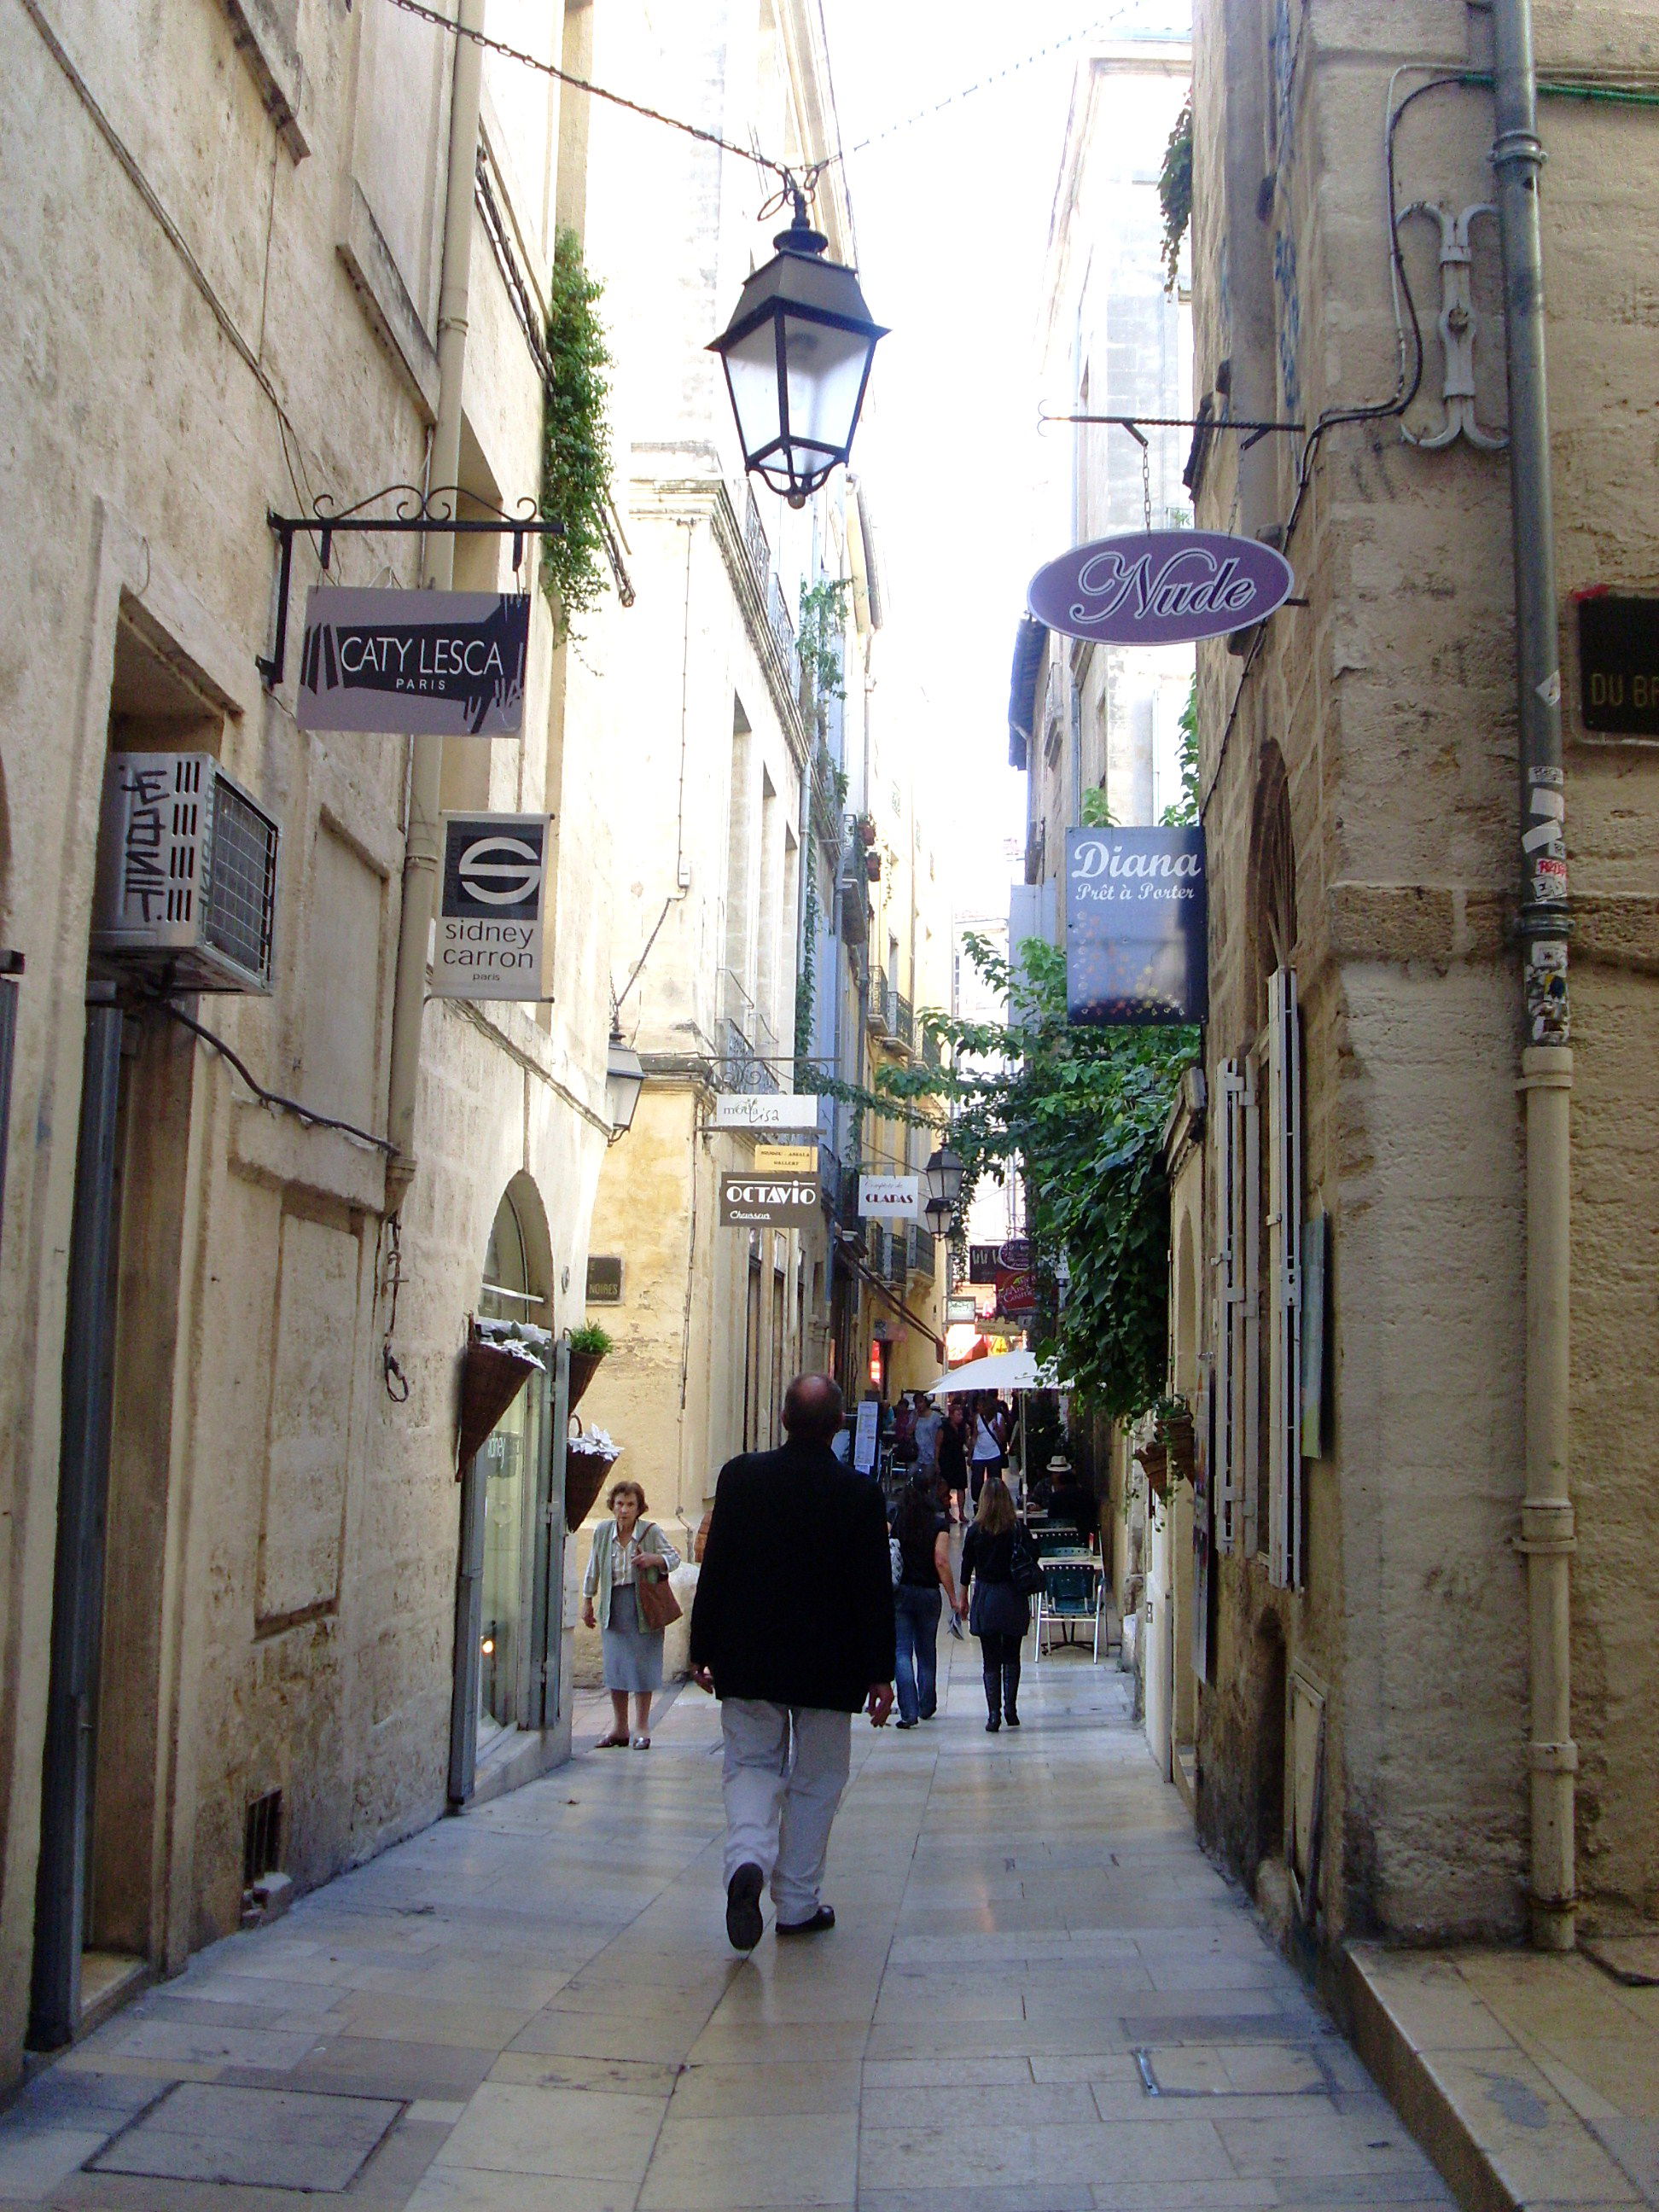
[1010,1531,1045,1598]
[635,1560,682,1633]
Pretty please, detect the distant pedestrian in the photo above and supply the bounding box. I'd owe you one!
[690,1374,896,1951]
[893,1392,918,1466]
[890,1472,959,1728]
[969,1396,1005,1505]
[913,1394,944,1477]
[957,1475,1030,1732]
[939,1402,969,1522]
[581,1481,682,1749]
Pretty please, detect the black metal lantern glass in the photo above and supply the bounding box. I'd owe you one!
[923,1144,965,1209]
[923,1195,953,1237]
[709,207,888,508]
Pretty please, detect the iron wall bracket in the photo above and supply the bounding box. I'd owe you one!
[258,486,563,690]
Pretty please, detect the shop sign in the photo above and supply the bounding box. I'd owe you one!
[946,1294,977,1324]
[1576,592,1659,735]
[754,1143,818,1173]
[296,588,530,736]
[999,1237,1031,1270]
[968,1243,999,1284]
[713,1092,820,1131]
[719,1174,820,1228]
[853,1399,880,1473]
[432,812,550,999]
[1066,826,1207,1025]
[859,1173,920,1221]
[1027,529,1294,645]
[995,1266,1037,1319]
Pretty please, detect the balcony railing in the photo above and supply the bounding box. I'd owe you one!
[892,992,914,1050]
[921,1026,942,1071]
[866,965,890,1034]
[908,1225,935,1279]
[741,487,800,699]
[717,968,782,1093]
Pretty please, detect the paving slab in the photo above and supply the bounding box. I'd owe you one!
[2,1634,1446,2210]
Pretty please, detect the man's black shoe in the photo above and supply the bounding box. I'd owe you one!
[776,1906,835,1936]
[726,1863,765,1952]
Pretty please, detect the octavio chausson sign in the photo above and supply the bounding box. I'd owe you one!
[296,587,530,736]
[433,813,551,1000]
[1027,529,1294,645]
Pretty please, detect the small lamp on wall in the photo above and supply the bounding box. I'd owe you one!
[605,1025,644,1141]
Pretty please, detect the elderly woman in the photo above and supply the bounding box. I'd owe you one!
[581,1479,681,1749]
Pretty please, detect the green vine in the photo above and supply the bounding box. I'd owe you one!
[1159,94,1193,294]
[1080,787,1115,828]
[1161,675,1200,826]
[538,230,614,643]
[867,936,1197,1420]
[795,856,819,1071]
[798,577,851,723]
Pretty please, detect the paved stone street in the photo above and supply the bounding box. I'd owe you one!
[0,1637,1450,2211]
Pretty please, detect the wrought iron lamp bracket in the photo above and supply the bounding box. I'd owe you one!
[257,486,562,690]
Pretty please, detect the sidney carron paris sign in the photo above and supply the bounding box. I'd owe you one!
[1027,529,1294,645]
[296,587,530,736]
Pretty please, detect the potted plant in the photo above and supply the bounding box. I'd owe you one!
[856,813,877,847]
[864,849,881,883]
[567,1320,612,1413]
[1153,1393,1196,1484]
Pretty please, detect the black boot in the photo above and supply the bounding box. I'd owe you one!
[984,1664,1002,1731]
[1004,1656,1022,1726]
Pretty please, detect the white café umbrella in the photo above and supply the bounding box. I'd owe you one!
[919,1348,1064,1397]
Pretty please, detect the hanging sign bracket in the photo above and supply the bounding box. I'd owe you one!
[258,486,562,690]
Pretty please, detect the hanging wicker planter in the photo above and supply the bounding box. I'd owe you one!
[1133,1438,1170,1503]
[457,1335,542,1474]
[1160,1410,1196,1485]
[568,1346,606,1412]
[564,1419,621,1531]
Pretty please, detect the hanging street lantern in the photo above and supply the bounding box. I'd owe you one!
[923,1144,965,1211]
[605,1025,645,1140]
[923,1195,953,1237]
[708,189,887,509]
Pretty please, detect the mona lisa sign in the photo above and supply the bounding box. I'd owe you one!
[1066,827,1207,1025]
[1028,529,1294,645]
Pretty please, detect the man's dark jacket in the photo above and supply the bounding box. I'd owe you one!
[690,1437,896,1710]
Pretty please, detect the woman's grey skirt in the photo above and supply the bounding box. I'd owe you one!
[602,1586,666,1693]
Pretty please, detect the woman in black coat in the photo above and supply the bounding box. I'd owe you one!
[956,1475,1030,1732]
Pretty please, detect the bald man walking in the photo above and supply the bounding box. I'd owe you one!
[690,1373,896,1950]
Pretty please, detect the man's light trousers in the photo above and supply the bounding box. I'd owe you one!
[719,1699,852,1923]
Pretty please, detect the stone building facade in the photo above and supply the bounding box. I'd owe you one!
[1172,0,1659,1955]
[0,0,628,2079]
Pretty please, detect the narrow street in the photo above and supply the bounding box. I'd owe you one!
[0,1637,1447,2211]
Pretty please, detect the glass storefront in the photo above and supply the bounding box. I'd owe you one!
[476,1190,546,1755]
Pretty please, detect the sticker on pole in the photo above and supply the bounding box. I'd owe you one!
[1027,530,1294,645]
[433,813,550,998]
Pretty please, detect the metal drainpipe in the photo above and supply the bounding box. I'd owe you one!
[1491,0,1576,1952]
[385,0,486,1207]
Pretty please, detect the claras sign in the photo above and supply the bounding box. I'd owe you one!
[1028,529,1294,645]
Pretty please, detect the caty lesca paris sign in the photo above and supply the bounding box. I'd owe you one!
[1067,827,1207,1025]
[433,813,550,999]
[296,587,530,736]
[1028,529,1294,645]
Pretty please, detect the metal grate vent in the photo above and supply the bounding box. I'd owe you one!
[242,1789,282,1887]
[204,777,279,986]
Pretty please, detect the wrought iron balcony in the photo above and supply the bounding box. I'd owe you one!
[866,965,890,1034]
[908,1224,936,1279]
[891,992,914,1050]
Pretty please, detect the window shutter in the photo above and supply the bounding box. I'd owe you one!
[1266,967,1303,1589]
[1214,1059,1258,1556]
[1237,1058,1261,1558]
[1214,1061,1237,1555]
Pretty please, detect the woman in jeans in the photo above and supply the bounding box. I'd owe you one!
[957,1475,1029,1732]
[890,1473,958,1728]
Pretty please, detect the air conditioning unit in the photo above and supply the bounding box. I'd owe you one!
[93,754,279,992]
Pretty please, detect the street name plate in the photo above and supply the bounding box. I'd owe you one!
[754,1144,818,1173]
[719,1175,821,1229]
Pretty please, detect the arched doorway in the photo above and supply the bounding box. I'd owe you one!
[449,1178,568,1806]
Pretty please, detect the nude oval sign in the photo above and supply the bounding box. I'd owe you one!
[1027,529,1295,644]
